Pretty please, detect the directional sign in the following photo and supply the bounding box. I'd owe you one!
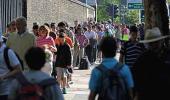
[128,3,144,9]
[127,0,144,9]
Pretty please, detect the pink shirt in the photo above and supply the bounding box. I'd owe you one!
[36,36,55,48]
[122,28,130,35]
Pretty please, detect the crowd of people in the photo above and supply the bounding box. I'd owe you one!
[0,16,170,100]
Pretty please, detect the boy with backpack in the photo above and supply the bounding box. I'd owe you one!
[8,47,64,100]
[88,37,134,100]
[0,36,22,100]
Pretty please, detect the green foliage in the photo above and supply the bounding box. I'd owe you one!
[125,10,139,24]
[97,0,120,22]
[97,0,139,24]
[97,6,111,22]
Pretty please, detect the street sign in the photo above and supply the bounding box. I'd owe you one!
[127,0,144,9]
[128,3,144,9]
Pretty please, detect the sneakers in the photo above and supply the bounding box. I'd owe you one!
[62,88,67,94]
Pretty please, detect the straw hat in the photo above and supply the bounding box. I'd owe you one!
[139,27,169,43]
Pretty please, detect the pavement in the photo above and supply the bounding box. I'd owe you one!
[63,67,92,100]
[63,53,120,100]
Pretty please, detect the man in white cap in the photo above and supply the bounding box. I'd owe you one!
[133,27,170,100]
[0,35,21,100]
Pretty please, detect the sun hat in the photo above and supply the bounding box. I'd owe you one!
[139,27,169,43]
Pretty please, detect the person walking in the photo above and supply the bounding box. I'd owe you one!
[88,37,134,100]
[8,47,64,100]
[55,30,72,94]
[0,36,21,100]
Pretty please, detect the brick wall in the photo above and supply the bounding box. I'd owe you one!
[27,0,95,30]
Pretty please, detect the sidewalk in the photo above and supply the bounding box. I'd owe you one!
[64,67,92,100]
[63,53,120,100]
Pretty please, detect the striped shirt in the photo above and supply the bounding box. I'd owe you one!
[120,40,145,67]
[36,36,55,48]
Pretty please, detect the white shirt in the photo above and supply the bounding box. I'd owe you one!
[41,49,53,76]
[84,31,97,39]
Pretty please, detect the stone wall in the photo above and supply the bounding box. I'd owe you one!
[27,0,95,30]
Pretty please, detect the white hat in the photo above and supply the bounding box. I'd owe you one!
[139,27,169,43]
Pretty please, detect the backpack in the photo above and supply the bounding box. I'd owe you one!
[79,56,90,70]
[15,73,57,100]
[96,63,131,100]
[3,47,24,71]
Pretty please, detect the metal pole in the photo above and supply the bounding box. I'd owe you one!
[0,1,2,36]
[112,4,114,22]
[139,9,141,24]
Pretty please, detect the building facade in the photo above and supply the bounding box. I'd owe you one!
[0,0,25,33]
[0,0,95,33]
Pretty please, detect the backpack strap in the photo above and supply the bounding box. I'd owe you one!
[4,47,14,71]
[96,63,124,74]
[4,47,24,71]
[14,53,24,70]
[114,63,124,72]
[38,78,58,88]
[96,64,107,74]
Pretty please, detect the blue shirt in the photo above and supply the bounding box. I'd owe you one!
[89,58,134,92]
[0,44,20,95]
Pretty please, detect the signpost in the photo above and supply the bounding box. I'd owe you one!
[0,7,2,36]
[140,9,144,22]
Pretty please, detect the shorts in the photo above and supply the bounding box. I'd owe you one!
[56,67,68,80]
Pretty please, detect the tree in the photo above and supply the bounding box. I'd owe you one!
[97,0,139,24]
[125,10,139,25]
[144,0,169,46]
[97,6,111,22]
[97,0,120,22]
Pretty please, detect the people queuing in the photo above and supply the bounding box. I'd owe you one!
[1,16,170,100]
